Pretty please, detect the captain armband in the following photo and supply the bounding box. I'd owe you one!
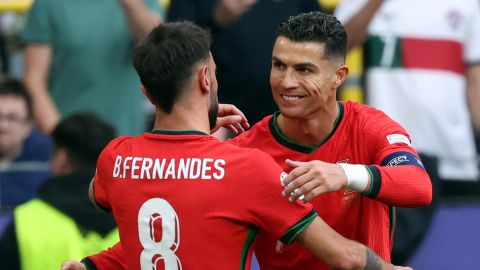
[338,163,370,193]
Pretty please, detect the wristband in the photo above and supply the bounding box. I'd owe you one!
[339,163,370,192]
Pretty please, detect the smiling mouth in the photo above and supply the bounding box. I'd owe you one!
[281,94,304,101]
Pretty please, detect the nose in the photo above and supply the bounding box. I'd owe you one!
[279,69,299,90]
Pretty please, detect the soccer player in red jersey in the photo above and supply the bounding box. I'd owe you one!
[227,12,432,270]
[61,21,411,270]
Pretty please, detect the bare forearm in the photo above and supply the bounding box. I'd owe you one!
[466,64,480,133]
[24,82,59,133]
[344,0,384,50]
[23,44,59,134]
[296,217,409,270]
[119,0,162,40]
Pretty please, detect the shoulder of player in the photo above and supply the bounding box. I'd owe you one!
[98,135,134,157]
[343,101,398,127]
[228,115,272,147]
[222,141,276,165]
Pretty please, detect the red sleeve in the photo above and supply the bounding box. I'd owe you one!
[366,165,432,207]
[361,108,432,207]
[92,145,114,212]
[239,149,314,241]
[82,242,126,270]
[93,137,130,212]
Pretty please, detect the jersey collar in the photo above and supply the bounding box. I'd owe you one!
[269,102,344,153]
[149,129,208,135]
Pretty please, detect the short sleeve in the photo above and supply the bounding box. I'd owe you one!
[240,150,314,243]
[464,0,480,63]
[92,137,131,212]
[93,148,112,212]
[21,0,53,43]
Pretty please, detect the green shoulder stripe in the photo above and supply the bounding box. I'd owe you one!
[280,211,317,244]
[239,225,259,270]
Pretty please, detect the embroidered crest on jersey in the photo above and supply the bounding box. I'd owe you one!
[386,134,411,146]
[447,9,462,30]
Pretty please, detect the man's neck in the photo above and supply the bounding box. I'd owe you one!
[152,105,210,134]
[277,102,339,146]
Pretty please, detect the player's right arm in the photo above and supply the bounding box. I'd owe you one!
[297,216,412,270]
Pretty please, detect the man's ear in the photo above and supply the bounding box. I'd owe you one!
[333,64,349,88]
[141,85,155,105]
[198,64,211,94]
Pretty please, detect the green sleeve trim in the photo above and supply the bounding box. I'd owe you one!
[364,165,382,198]
[81,258,97,270]
[280,211,317,244]
[239,225,259,270]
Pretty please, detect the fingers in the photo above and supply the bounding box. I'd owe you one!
[282,160,309,187]
[283,174,329,202]
[285,158,303,168]
[282,160,344,202]
[218,104,249,127]
[214,104,250,134]
[283,172,311,197]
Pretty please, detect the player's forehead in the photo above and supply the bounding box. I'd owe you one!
[272,37,327,65]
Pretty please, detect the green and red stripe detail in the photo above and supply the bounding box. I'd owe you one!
[365,35,465,74]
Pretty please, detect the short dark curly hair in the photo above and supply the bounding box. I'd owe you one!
[133,21,212,114]
[276,11,347,61]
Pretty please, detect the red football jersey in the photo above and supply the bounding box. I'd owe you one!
[229,101,425,270]
[93,130,314,270]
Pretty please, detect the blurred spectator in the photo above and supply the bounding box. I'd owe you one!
[167,0,323,126]
[0,11,27,77]
[335,0,480,263]
[0,78,51,213]
[0,112,119,270]
[21,0,164,135]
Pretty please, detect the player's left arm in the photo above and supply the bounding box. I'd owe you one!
[282,153,432,207]
[283,113,432,207]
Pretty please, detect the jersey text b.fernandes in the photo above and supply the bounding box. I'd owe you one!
[112,155,226,180]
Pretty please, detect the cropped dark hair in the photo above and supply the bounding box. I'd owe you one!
[52,112,116,169]
[133,21,212,113]
[0,78,33,120]
[276,11,347,61]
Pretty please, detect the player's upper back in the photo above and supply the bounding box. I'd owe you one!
[92,130,313,270]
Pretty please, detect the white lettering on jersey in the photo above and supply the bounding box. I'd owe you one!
[112,155,226,180]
